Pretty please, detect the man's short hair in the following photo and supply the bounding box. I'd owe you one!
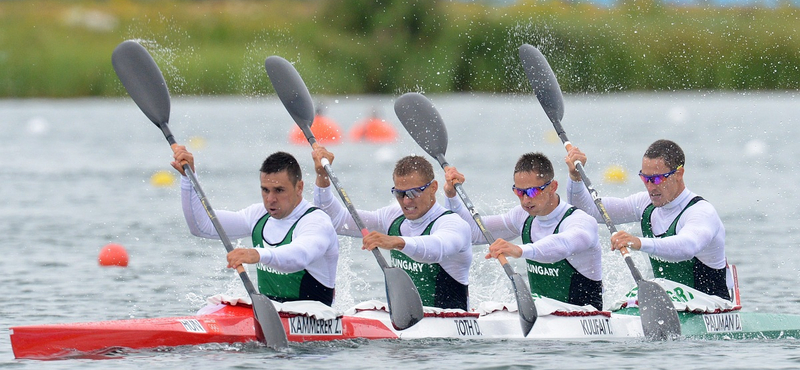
[393,155,435,182]
[644,139,685,170]
[260,151,302,185]
[514,152,554,182]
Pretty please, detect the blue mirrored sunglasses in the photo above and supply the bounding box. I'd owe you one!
[512,180,552,199]
[391,180,434,199]
[639,165,683,185]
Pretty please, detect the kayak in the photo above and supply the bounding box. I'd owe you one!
[11,266,800,360]
[11,297,800,360]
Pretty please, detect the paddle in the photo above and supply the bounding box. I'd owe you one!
[111,40,289,349]
[263,56,424,331]
[394,92,537,337]
[518,43,681,340]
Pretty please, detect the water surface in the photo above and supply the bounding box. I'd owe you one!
[2,92,799,369]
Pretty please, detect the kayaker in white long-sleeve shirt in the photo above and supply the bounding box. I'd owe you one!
[444,153,603,310]
[565,139,729,300]
[311,145,472,310]
[172,147,339,306]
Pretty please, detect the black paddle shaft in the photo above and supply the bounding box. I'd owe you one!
[518,43,681,339]
[264,55,423,330]
[112,40,289,349]
[394,92,537,336]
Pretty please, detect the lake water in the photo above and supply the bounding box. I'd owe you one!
[2,92,800,369]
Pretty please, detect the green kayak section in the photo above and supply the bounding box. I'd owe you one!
[615,308,800,339]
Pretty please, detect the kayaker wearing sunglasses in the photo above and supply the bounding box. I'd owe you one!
[312,146,472,310]
[444,152,604,310]
[566,139,729,300]
[172,147,339,306]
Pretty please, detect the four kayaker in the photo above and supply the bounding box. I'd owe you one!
[565,139,730,300]
[171,147,340,306]
[170,130,727,309]
[311,145,473,310]
[444,153,604,310]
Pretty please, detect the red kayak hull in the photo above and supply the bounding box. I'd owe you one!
[10,304,398,360]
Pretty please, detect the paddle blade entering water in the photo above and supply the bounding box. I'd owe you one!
[637,280,681,340]
[384,267,424,330]
[509,272,537,336]
[250,293,289,350]
[394,93,449,159]
[518,44,564,125]
[111,40,171,127]
[264,56,316,139]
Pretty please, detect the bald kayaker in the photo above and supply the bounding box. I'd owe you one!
[311,145,473,310]
[444,152,604,310]
[171,146,339,306]
[566,139,729,300]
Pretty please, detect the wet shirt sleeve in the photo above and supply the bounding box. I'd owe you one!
[180,175,256,240]
[445,195,521,244]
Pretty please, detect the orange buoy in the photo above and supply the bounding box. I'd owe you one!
[289,115,342,145]
[98,243,129,267]
[349,117,398,143]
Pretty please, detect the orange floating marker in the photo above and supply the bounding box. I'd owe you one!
[98,243,129,267]
[349,116,398,143]
[289,115,342,145]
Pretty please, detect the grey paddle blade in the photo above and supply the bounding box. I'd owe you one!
[394,93,449,159]
[638,280,682,340]
[518,44,564,125]
[111,40,171,126]
[510,272,537,336]
[250,293,290,349]
[264,56,315,140]
[384,267,425,330]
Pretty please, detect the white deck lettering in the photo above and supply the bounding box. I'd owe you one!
[703,313,742,332]
[288,316,343,336]
[580,318,613,336]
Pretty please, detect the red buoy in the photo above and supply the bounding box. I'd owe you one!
[98,243,129,267]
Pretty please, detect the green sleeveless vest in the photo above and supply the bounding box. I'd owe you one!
[251,207,318,301]
[388,211,468,309]
[641,197,704,287]
[522,207,578,303]
[641,196,729,300]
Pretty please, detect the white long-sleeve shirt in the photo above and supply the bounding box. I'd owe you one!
[313,184,472,285]
[445,196,602,281]
[566,179,726,269]
[180,176,338,288]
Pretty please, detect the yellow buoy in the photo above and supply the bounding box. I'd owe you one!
[188,136,206,150]
[150,170,177,187]
[544,130,560,144]
[603,165,628,184]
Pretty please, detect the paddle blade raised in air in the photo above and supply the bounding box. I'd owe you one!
[264,56,316,141]
[518,44,564,125]
[111,40,171,127]
[394,93,449,160]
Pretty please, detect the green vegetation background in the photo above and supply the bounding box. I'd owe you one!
[1,0,799,97]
